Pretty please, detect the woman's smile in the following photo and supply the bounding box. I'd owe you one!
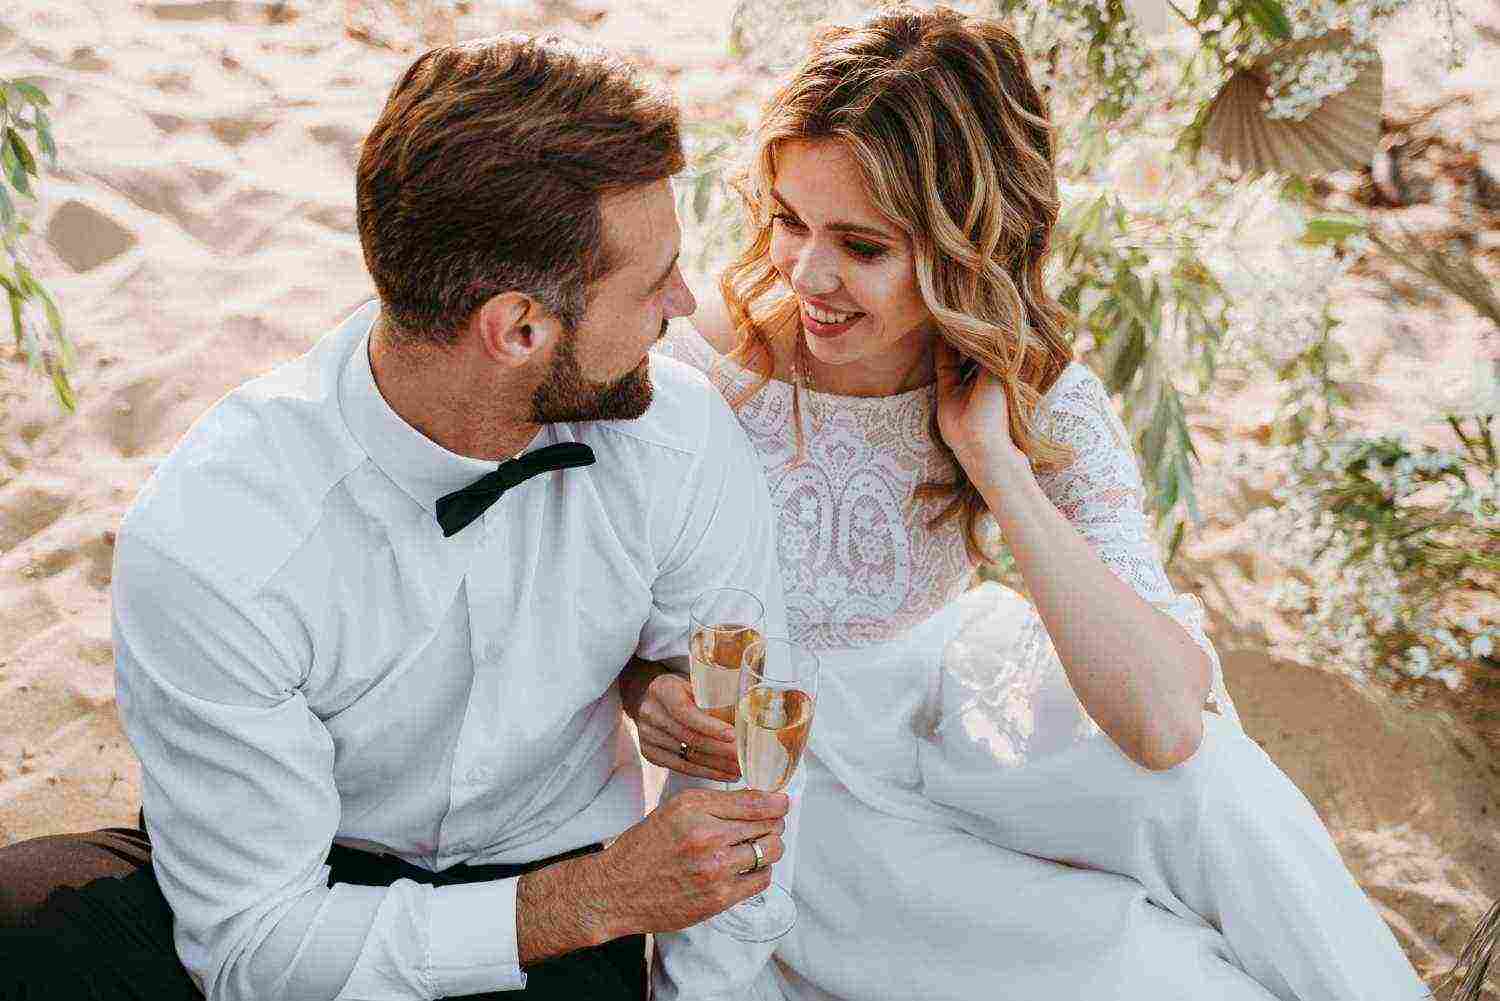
[800,298,866,339]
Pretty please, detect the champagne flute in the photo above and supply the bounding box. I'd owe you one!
[714,634,819,942]
[687,588,764,726]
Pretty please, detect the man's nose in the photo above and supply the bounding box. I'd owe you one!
[664,276,696,319]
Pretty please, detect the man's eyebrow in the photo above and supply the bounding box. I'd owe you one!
[770,189,896,242]
[648,250,680,292]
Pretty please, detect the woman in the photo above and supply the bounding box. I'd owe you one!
[627,7,1433,999]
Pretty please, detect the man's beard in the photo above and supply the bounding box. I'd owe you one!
[528,320,665,423]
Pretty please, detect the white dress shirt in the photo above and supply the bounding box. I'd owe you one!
[111,298,787,1001]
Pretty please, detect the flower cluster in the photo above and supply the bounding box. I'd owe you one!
[1232,433,1499,689]
[1235,0,1468,123]
[1261,47,1372,122]
[1193,173,1367,374]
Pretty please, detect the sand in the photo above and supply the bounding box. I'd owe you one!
[0,0,1495,994]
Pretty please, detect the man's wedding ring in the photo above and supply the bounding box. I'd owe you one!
[678,740,690,757]
[744,839,766,875]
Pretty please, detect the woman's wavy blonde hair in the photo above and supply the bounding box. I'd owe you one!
[718,4,1077,564]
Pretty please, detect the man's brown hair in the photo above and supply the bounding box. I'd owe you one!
[356,32,685,347]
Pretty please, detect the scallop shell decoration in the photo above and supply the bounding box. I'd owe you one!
[1202,29,1384,177]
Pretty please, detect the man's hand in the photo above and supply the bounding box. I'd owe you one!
[601,786,787,934]
[515,787,787,964]
[620,658,741,781]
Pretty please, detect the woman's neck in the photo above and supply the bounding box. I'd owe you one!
[799,332,936,398]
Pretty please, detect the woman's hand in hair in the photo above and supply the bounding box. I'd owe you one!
[933,337,1028,495]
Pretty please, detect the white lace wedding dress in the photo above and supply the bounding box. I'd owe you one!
[650,319,1430,1001]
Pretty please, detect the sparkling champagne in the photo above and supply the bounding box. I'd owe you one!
[735,686,814,792]
[689,624,760,724]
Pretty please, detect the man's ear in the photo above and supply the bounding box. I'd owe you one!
[476,292,564,369]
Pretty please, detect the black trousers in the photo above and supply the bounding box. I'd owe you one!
[0,807,646,1000]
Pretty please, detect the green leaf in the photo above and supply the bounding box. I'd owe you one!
[10,81,49,108]
[6,127,36,177]
[1165,518,1187,563]
[1114,272,1155,333]
[1143,389,1175,468]
[8,289,22,351]
[1177,450,1201,522]
[14,261,37,295]
[48,358,76,413]
[35,283,62,337]
[1105,321,1147,393]
[693,170,713,223]
[1,135,28,197]
[35,109,55,169]
[1156,444,1181,510]
[1240,0,1292,38]
[1301,213,1367,246]
[0,180,11,228]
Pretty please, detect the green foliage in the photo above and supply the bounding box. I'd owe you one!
[1269,416,1500,676]
[0,76,71,413]
[1050,187,1226,560]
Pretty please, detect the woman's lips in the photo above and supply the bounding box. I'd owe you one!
[801,302,865,339]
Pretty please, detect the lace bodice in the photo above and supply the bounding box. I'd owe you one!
[657,321,970,650]
[653,319,1231,719]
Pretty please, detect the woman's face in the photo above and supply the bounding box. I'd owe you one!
[768,140,934,395]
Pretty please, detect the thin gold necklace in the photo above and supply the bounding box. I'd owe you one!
[796,335,933,398]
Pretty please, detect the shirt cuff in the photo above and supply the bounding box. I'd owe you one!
[427,877,528,995]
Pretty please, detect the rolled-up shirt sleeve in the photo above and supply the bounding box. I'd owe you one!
[112,527,525,1001]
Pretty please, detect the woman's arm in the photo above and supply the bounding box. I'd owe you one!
[687,281,738,353]
[934,341,1211,771]
[978,459,1212,770]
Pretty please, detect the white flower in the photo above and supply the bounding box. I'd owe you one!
[1105,140,1175,205]
[1473,634,1495,659]
[1430,667,1464,690]
[1402,645,1432,677]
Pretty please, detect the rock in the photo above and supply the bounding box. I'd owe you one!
[45,200,137,273]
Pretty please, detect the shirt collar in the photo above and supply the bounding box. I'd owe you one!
[338,303,543,527]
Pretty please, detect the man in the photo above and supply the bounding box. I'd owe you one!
[0,32,789,1001]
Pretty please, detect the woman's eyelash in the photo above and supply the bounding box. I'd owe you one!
[771,213,887,259]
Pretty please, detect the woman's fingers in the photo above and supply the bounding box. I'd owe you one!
[640,733,741,781]
[932,336,965,395]
[639,706,739,774]
[638,699,699,747]
[656,676,738,742]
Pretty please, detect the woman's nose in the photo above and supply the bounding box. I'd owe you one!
[789,243,839,297]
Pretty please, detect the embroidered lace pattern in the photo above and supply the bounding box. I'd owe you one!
[654,320,1232,720]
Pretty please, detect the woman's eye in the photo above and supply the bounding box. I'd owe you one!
[771,212,806,231]
[847,242,886,260]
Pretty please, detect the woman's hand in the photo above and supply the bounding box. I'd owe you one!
[933,337,1027,495]
[628,668,742,782]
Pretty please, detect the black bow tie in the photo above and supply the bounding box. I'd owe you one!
[434,442,595,538]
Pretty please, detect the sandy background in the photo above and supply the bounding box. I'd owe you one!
[0,0,1496,994]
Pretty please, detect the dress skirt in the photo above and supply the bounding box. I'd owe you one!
[745,584,1431,1001]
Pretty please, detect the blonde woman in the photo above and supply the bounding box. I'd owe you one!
[625,6,1433,1000]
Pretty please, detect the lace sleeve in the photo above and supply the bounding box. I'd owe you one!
[1029,366,1239,726]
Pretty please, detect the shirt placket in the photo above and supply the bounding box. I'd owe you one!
[439,515,520,861]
